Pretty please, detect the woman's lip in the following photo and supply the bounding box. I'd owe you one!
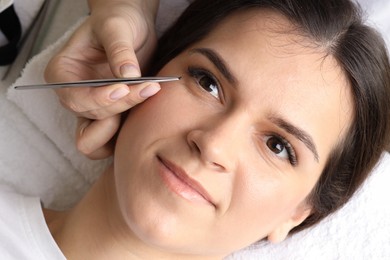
[157,156,215,207]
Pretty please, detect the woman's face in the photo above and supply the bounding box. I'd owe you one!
[114,10,353,258]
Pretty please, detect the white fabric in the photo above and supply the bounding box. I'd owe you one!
[0,19,98,210]
[0,0,45,45]
[0,0,45,79]
[227,152,390,259]
[0,186,65,259]
[0,0,390,259]
[0,0,13,13]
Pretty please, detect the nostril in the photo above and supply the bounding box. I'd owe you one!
[211,161,226,172]
[187,131,202,154]
[190,139,201,154]
[186,130,230,172]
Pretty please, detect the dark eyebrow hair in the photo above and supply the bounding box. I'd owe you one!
[189,48,238,85]
[190,48,319,162]
[271,116,320,162]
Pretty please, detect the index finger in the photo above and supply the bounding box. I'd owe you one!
[57,81,160,119]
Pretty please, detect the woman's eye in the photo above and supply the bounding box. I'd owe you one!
[198,75,219,98]
[188,67,221,99]
[265,136,297,166]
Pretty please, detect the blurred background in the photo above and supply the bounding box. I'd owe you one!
[0,0,88,86]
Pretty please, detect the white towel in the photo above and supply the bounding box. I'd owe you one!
[2,0,390,258]
[227,153,390,259]
[0,2,88,210]
[0,0,45,45]
[4,18,109,210]
[1,18,102,210]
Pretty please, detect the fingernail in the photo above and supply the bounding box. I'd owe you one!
[139,84,161,98]
[110,87,130,100]
[120,64,141,77]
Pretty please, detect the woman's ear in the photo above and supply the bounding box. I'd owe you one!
[267,204,311,243]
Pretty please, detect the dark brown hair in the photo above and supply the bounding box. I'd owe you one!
[150,0,390,234]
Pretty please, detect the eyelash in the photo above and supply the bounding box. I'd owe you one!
[187,66,222,100]
[265,134,298,166]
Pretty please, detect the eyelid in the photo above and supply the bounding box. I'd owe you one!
[274,134,298,166]
[187,66,225,102]
[262,132,298,166]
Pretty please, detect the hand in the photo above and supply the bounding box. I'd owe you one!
[75,116,121,159]
[45,2,159,119]
[45,1,159,159]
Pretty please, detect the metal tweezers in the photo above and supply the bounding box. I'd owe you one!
[14,76,181,90]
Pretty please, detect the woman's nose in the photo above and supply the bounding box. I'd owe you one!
[186,117,245,172]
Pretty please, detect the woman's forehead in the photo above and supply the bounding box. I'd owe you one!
[205,8,319,53]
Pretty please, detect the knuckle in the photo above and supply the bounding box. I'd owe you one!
[56,89,85,114]
[100,18,136,55]
[86,109,105,120]
[93,96,113,109]
[67,100,83,113]
[122,97,140,107]
[101,16,127,30]
[108,42,136,65]
[58,96,81,113]
[123,89,144,107]
[76,139,93,156]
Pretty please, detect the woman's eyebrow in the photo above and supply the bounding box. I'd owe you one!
[189,48,319,162]
[189,48,238,85]
[270,116,320,162]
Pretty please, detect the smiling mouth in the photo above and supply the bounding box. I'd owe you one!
[157,156,215,207]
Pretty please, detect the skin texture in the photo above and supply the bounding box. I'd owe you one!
[45,10,353,259]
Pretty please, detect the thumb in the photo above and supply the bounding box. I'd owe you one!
[98,22,142,78]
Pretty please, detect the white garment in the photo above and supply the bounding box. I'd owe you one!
[0,0,13,13]
[0,0,45,45]
[0,186,65,260]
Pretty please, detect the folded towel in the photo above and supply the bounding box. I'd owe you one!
[227,152,390,259]
[0,79,88,209]
[5,18,110,208]
[2,19,101,210]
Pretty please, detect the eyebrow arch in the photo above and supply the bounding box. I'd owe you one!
[190,48,319,162]
[189,48,238,85]
[270,116,320,162]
